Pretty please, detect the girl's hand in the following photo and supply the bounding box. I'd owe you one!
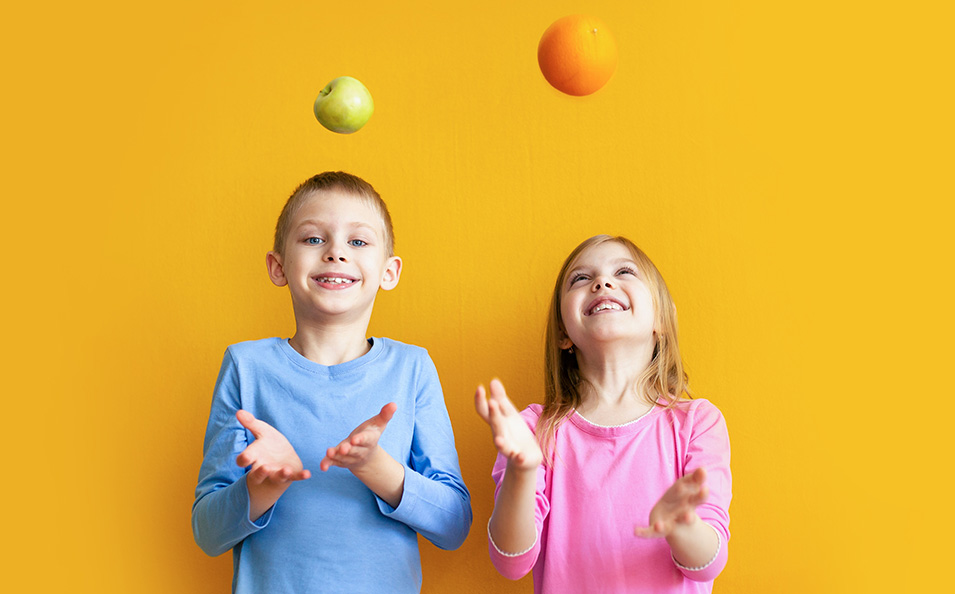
[320,403,397,472]
[634,467,709,538]
[474,379,543,470]
[236,410,311,487]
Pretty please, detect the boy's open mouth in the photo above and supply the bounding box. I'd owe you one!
[313,275,356,285]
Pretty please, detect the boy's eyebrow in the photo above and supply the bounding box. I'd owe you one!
[295,218,381,235]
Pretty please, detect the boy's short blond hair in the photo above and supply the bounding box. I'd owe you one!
[273,171,395,256]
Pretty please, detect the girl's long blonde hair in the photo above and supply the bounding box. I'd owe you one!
[537,235,690,462]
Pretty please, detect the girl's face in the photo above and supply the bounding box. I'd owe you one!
[559,241,657,352]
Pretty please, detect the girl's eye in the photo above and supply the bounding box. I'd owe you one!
[306,237,324,245]
[348,239,367,247]
[570,274,589,284]
[616,267,636,276]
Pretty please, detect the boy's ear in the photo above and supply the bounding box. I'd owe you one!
[380,256,403,291]
[266,251,288,287]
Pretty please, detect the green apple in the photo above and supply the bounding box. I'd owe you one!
[313,76,374,134]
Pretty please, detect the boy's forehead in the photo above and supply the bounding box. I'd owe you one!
[293,190,386,234]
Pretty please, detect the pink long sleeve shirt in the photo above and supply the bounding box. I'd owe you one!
[489,399,731,594]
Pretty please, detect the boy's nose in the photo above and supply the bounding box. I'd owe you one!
[325,254,346,262]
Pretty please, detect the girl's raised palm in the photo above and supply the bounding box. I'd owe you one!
[474,379,543,470]
[634,467,709,538]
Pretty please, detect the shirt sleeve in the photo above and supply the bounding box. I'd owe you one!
[676,400,732,582]
[191,349,273,557]
[376,351,472,550]
[486,407,549,580]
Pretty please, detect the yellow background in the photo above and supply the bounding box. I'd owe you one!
[3,0,952,592]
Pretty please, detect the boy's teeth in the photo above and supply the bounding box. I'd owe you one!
[318,277,353,284]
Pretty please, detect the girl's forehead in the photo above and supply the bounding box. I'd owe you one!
[569,241,635,269]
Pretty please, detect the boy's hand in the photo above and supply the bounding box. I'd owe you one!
[320,403,397,472]
[236,410,312,487]
[634,467,709,538]
[474,379,543,470]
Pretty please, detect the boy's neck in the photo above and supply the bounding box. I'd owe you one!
[288,322,372,366]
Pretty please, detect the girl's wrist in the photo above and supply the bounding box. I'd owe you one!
[505,457,540,475]
[665,512,702,541]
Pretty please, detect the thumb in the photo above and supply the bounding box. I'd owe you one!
[236,410,269,438]
[377,402,397,425]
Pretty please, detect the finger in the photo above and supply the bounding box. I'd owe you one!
[474,385,491,421]
[493,434,511,455]
[377,402,397,424]
[488,378,508,404]
[486,399,511,437]
[489,379,519,415]
[320,457,333,472]
[236,410,258,433]
[247,464,271,485]
[236,410,270,439]
[236,442,257,467]
[691,485,709,506]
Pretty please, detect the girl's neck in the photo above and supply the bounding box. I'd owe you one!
[288,322,371,366]
[574,340,655,425]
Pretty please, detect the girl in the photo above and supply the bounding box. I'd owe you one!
[475,235,731,593]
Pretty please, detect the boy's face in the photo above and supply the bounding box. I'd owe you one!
[266,190,401,325]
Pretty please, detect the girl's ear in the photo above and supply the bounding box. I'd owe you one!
[653,302,677,335]
[558,335,574,350]
[266,251,288,287]
[380,256,403,291]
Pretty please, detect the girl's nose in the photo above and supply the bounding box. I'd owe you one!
[593,279,614,291]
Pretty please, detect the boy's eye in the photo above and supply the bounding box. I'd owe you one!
[305,237,324,245]
[348,239,367,247]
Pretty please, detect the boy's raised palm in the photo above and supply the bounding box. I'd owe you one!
[475,379,543,470]
[320,402,397,472]
[236,410,311,486]
[634,467,709,538]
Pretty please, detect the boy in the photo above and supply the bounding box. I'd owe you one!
[192,172,472,593]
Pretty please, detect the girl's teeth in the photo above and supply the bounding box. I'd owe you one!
[591,302,622,313]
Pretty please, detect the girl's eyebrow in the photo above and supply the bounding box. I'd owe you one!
[566,258,639,284]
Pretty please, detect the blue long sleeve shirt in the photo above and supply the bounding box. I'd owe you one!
[192,337,472,593]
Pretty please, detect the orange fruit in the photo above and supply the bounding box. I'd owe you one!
[537,15,618,96]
